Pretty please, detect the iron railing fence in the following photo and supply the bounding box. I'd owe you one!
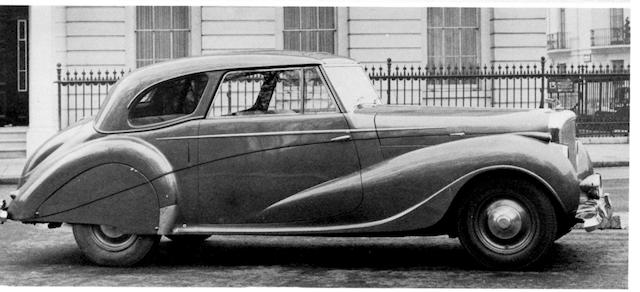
[364,57,630,137]
[591,27,630,46]
[56,58,630,137]
[55,63,127,129]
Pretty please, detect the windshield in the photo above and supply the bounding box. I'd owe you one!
[323,66,382,112]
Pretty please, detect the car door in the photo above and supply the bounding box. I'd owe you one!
[196,66,363,225]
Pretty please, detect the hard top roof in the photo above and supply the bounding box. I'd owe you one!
[94,51,359,132]
[132,50,359,76]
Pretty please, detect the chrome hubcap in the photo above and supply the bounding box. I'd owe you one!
[90,225,136,252]
[476,198,535,254]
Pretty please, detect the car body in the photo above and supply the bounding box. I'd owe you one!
[1,51,608,268]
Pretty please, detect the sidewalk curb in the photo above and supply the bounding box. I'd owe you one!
[0,177,19,185]
[593,161,629,168]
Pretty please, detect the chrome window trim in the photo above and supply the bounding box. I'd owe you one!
[206,65,343,119]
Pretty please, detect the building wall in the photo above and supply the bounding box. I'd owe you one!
[546,8,630,67]
[489,8,547,65]
[200,6,276,53]
[56,6,553,70]
[64,6,128,69]
[347,7,423,64]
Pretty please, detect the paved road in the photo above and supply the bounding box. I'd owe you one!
[0,222,628,288]
[0,168,628,288]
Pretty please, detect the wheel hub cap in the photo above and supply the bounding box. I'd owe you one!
[476,198,535,255]
[487,202,524,239]
[90,225,137,252]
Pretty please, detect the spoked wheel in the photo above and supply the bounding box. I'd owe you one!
[72,224,159,266]
[457,179,557,269]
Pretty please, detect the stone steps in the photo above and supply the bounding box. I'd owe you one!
[0,127,27,159]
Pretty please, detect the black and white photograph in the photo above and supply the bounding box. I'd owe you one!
[0,0,633,289]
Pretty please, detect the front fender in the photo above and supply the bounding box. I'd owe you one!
[8,135,179,233]
[344,134,579,232]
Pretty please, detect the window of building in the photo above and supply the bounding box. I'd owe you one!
[611,60,624,71]
[209,67,338,117]
[135,6,190,68]
[609,8,625,44]
[610,8,624,28]
[557,63,567,74]
[559,9,566,48]
[17,19,27,92]
[427,8,480,68]
[283,7,336,54]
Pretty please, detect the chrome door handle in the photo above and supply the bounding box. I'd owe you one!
[330,135,352,142]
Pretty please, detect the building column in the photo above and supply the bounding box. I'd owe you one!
[26,6,66,156]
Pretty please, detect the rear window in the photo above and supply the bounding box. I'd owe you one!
[129,73,209,126]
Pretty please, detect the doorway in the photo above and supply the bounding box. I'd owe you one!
[0,6,28,126]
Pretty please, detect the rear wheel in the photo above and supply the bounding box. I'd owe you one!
[72,224,159,266]
[457,179,557,269]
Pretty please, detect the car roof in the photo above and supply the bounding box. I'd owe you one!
[94,51,359,132]
[133,50,359,76]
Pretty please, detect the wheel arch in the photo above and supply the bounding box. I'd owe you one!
[434,167,570,238]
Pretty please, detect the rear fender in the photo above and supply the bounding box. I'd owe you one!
[9,136,179,234]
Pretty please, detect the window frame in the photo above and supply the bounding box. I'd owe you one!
[126,72,212,129]
[207,65,344,119]
[425,7,481,68]
[134,6,192,68]
[282,7,338,54]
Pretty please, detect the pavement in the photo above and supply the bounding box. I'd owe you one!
[0,158,25,185]
[584,143,629,167]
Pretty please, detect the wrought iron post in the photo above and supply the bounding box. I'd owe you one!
[56,63,62,130]
[539,57,546,108]
[386,58,392,104]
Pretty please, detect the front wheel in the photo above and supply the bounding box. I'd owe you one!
[72,224,159,266]
[457,179,557,269]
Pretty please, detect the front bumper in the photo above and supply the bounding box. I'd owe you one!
[0,190,16,224]
[575,173,612,232]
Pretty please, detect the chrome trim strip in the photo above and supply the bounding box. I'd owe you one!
[156,126,449,141]
[157,129,352,141]
[330,135,352,142]
[170,165,560,234]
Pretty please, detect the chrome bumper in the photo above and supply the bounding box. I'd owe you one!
[575,173,612,232]
[0,190,16,224]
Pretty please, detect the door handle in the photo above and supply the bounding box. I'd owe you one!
[330,135,352,142]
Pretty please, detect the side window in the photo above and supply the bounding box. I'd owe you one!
[210,69,303,116]
[210,67,339,117]
[303,67,338,114]
[129,73,208,126]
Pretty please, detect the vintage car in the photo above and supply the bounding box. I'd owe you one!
[1,51,609,269]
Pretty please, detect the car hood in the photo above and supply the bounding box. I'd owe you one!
[356,105,563,136]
